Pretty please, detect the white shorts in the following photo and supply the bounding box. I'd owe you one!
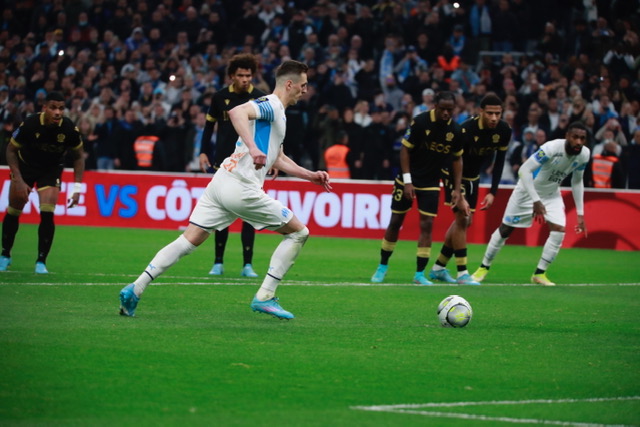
[189,170,294,232]
[502,188,566,228]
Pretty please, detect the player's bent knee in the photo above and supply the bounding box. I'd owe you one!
[287,226,309,244]
[40,203,56,213]
[7,206,22,216]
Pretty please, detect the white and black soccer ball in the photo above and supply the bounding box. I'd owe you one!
[437,295,472,328]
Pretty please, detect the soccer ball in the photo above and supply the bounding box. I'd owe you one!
[437,295,472,328]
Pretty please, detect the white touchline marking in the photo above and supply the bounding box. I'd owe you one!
[1,278,639,287]
[352,396,640,427]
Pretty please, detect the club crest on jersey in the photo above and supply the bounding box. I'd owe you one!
[492,134,500,143]
[57,134,66,143]
[446,132,454,141]
[225,99,230,105]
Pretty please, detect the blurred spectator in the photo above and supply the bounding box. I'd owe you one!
[158,108,189,172]
[468,0,493,63]
[413,88,435,117]
[361,106,393,180]
[283,10,313,61]
[114,109,145,170]
[450,59,480,95]
[509,126,536,179]
[394,45,428,93]
[340,107,364,178]
[595,118,628,149]
[185,111,207,173]
[354,58,378,102]
[313,104,342,170]
[538,22,563,57]
[324,130,352,179]
[491,0,517,53]
[591,140,626,188]
[449,25,466,58]
[94,105,118,170]
[628,129,640,189]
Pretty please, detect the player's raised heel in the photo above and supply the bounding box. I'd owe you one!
[413,271,433,285]
[35,262,49,274]
[250,296,294,319]
[119,283,140,317]
[471,266,489,282]
[456,273,480,285]
[531,273,556,286]
[429,268,457,283]
[371,264,388,283]
[241,264,259,277]
[209,263,224,275]
[0,256,11,272]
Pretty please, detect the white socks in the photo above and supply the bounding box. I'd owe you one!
[256,227,309,301]
[133,234,197,296]
[482,229,508,267]
[537,231,564,271]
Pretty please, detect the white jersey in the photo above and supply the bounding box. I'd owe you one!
[516,138,590,198]
[219,94,287,187]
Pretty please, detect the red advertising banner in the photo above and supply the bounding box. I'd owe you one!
[1,167,639,251]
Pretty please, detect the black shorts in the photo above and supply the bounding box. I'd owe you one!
[443,171,479,212]
[390,177,441,217]
[15,161,63,190]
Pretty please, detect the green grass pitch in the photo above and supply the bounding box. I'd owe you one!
[1,224,639,426]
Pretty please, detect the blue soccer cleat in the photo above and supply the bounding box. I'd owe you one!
[371,264,388,283]
[119,283,140,317]
[241,264,259,277]
[209,263,223,275]
[35,262,49,274]
[0,256,11,272]
[413,271,433,285]
[457,273,481,285]
[251,296,294,319]
[429,268,457,283]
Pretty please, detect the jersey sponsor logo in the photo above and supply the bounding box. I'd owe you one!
[426,141,451,153]
[469,146,497,156]
[548,170,567,184]
[505,215,521,224]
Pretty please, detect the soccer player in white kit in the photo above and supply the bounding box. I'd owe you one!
[471,122,590,286]
[119,60,331,319]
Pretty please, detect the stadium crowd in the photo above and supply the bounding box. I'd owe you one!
[1,0,639,188]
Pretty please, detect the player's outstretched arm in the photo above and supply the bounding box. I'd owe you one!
[571,168,587,237]
[274,150,332,192]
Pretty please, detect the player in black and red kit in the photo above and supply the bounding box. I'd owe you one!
[371,91,469,285]
[199,54,267,278]
[430,93,512,285]
[1,91,84,274]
